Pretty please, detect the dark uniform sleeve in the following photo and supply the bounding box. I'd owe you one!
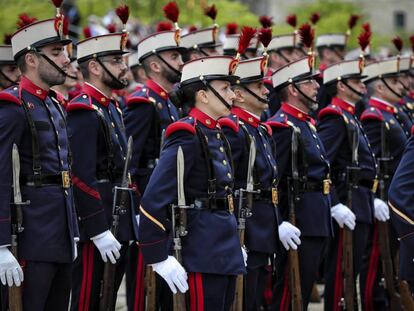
[361,120,382,158]
[0,103,25,246]
[220,125,245,173]
[271,127,292,181]
[67,110,109,239]
[317,115,347,205]
[138,129,197,264]
[124,101,155,181]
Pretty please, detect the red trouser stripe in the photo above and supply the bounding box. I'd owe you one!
[79,243,94,311]
[364,224,380,311]
[133,246,145,311]
[189,273,196,311]
[333,229,344,311]
[189,272,204,311]
[280,267,290,311]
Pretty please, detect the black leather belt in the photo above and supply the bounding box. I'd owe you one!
[299,179,331,195]
[21,171,71,189]
[189,196,234,213]
[359,179,379,193]
[253,188,279,204]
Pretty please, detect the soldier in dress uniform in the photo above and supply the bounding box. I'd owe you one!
[388,135,414,294]
[0,44,20,90]
[266,56,333,309]
[126,51,147,95]
[123,3,186,309]
[219,52,281,309]
[317,59,379,310]
[223,28,261,59]
[359,57,407,310]
[66,8,140,309]
[0,8,79,310]
[138,55,246,310]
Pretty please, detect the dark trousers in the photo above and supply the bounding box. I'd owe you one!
[324,222,370,311]
[245,251,269,311]
[359,222,399,311]
[272,236,328,310]
[188,272,236,311]
[125,243,145,311]
[4,261,72,311]
[70,241,128,311]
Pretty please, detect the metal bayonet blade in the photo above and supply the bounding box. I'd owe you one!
[177,146,186,207]
[121,136,134,187]
[246,138,256,192]
[12,144,23,204]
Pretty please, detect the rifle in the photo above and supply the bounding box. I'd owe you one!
[144,265,157,311]
[232,137,257,311]
[171,146,188,311]
[287,126,303,311]
[377,121,403,310]
[9,144,28,311]
[341,125,359,311]
[99,136,133,311]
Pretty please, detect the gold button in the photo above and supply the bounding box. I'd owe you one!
[111,122,115,128]
[248,117,253,122]
[58,145,61,151]
[36,89,42,95]
[171,116,175,121]
[101,98,106,102]
[223,160,227,165]
[225,185,229,190]
[60,160,64,165]
[161,91,166,97]
[216,133,221,139]
[220,146,224,152]
[298,113,303,118]
[206,119,211,125]
[227,173,232,178]
[317,145,320,149]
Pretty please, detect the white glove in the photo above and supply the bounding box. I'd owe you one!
[278,221,301,250]
[241,246,248,267]
[331,203,356,230]
[91,230,121,264]
[374,198,390,222]
[151,256,188,294]
[0,247,23,287]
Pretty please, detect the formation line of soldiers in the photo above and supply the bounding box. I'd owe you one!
[0,1,413,311]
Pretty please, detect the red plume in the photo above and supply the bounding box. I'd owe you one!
[107,23,117,33]
[116,5,130,25]
[62,15,70,36]
[157,21,173,32]
[348,14,359,30]
[3,34,12,45]
[17,13,38,29]
[309,12,320,25]
[83,26,92,39]
[362,22,371,33]
[298,23,314,49]
[358,29,371,52]
[286,14,297,28]
[259,16,273,28]
[204,4,217,21]
[163,1,180,24]
[226,23,238,35]
[259,27,272,49]
[392,36,403,52]
[188,25,198,33]
[51,0,64,8]
[409,35,414,52]
[238,26,256,55]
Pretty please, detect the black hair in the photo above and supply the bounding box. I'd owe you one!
[278,85,289,102]
[325,81,338,97]
[169,81,207,108]
[77,59,91,80]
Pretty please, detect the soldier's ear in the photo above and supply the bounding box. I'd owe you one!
[25,52,38,70]
[233,87,245,103]
[287,84,297,97]
[88,59,101,77]
[149,59,162,74]
[196,89,209,105]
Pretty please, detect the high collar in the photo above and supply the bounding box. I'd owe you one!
[281,102,316,125]
[19,76,48,101]
[232,106,260,128]
[369,97,396,114]
[408,91,414,99]
[146,79,168,100]
[82,82,111,107]
[189,108,218,129]
[332,97,355,115]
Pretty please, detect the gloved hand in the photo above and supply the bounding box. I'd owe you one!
[151,256,188,294]
[91,230,121,264]
[278,221,301,250]
[331,203,356,230]
[0,247,23,287]
[374,198,390,222]
[241,246,248,267]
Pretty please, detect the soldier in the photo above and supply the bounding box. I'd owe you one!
[126,51,148,95]
[359,58,407,310]
[219,54,281,310]
[66,7,139,310]
[0,43,20,90]
[123,2,185,309]
[317,59,378,310]
[138,55,246,310]
[388,135,414,294]
[0,8,79,310]
[223,25,261,59]
[266,56,333,309]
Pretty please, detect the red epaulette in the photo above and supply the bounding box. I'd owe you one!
[165,120,196,138]
[0,87,21,106]
[260,123,273,136]
[218,116,239,133]
[411,125,414,136]
[360,107,384,122]
[66,94,95,112]
[126,96,152,106]
[266,120,290,129]
[318,105,343,120]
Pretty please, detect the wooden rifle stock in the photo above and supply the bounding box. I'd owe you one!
[8,242,23,311]
[145,265,157,311]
